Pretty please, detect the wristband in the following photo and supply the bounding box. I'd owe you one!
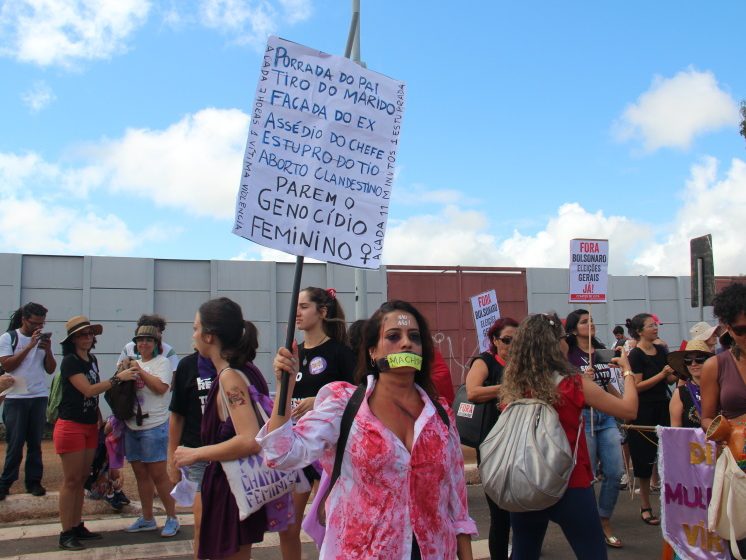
[110,375,121,387]
[623,370,634,379]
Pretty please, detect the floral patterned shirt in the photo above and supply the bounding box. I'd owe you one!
[256,375,477,559]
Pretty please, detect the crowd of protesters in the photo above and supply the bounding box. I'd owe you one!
[0,281,744,559]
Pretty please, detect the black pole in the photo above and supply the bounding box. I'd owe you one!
[277,255,304,416]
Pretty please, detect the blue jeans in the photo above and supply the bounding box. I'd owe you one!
[1,397,47,489]
[510,487,607,560]
[583,408,624,519]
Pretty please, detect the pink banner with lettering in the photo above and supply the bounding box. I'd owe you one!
[658,426,727,559]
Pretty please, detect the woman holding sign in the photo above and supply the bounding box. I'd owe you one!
[565,309,625,548]
[281,287,355,559]
[260,300,476,559]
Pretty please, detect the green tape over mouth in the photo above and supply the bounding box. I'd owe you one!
[385,352,423,371]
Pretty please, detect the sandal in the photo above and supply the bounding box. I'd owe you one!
[640,508,660,525]
[604,534,623,548]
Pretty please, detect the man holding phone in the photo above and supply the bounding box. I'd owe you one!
[0,302,57,500]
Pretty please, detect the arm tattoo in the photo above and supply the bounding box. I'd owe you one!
[226,387,248,407]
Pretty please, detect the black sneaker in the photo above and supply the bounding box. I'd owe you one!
[27,483,46,497]
[105,493,123,511]
[59,532,85,551]
[75,523,102,540]
[115,490,131,505]
[0,487,8,501]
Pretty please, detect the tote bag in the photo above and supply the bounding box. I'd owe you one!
[218,369,297,520]
[708,447,746,560]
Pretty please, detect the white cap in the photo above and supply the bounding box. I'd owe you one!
[690,321,717,341]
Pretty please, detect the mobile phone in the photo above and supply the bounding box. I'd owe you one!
[594,349,615,363]
[40,332,52,340]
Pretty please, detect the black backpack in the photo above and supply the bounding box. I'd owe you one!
[452,352,503,448]
[0,330,19,374]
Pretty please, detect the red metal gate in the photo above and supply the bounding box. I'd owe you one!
[386,266,528,388]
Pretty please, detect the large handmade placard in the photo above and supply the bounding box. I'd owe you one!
[232,36,406,268]
[658,426,728,560]
[568,238,608,302]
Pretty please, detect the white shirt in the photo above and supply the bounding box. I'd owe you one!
[126,354,173,431]
[0,330,48,399]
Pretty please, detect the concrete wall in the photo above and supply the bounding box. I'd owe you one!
[526,268,715,347]
[0,253,387,395]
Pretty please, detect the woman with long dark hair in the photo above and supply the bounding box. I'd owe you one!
[261,300,477,559]
[174,297,292,560]
[625,313,675,526]
[280,286,355,559]
[54,316,135,550]
[464,316,518,559]
[565,309,625,548]
[502,313,638,559]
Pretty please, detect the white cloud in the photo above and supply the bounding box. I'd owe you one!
[0,151,103,197]
[613,68,739,151]
[89,108,250,219]
[634,156,746,276]
[0,0,150,68]
[382,203,647,274]
[0,196,136,255]
[20,80,56,112]
[198,0,312,47]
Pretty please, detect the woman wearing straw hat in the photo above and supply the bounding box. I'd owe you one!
[123,325,180,538]
[54,316,136,550]
[668,340,713,428]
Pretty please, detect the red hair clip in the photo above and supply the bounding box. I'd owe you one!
[326,288,337,300]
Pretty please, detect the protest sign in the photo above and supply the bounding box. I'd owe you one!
[658,426,728,560]
[569,238,608,302]
[232,36,406,269]
[470,290,500,353]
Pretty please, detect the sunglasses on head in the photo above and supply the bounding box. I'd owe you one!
[683,356,708,366]
[730,324,746,337]
[497,336,513,345]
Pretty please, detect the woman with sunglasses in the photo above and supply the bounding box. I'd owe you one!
[701,283,746,557]
[464,317,518,559]
[668,340,712,428]
[564,309,625,549]
[625,313,676,526]
[54,316,136,550]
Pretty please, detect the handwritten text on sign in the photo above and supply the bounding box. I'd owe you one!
[569,238,608,303]
[470,290,501,353]
[232,36,406,268]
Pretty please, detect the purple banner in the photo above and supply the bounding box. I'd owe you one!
[658,426,727,559]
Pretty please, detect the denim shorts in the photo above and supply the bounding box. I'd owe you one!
[124,421,168,463]
[184,459,209,491]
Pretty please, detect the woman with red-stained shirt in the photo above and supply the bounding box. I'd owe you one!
[464,317,518,560]
[259,300,476,560]
[502,314,638,560]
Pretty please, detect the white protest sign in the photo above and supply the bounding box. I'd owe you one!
[569,238,608,303]
[232,36,406,269]
[470,290,500,353]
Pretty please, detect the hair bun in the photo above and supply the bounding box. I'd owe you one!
[625,318,633,328]
[326,288,337,300]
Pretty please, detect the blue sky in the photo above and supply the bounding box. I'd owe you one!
[1,0,744,275]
